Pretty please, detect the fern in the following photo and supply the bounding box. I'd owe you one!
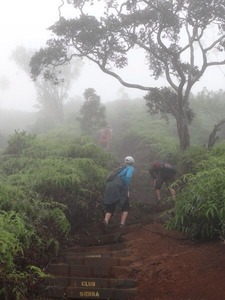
[166,154,225,239]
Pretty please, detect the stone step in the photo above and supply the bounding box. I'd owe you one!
[42,286,137,299]
[101,223,142,233]
[64,249,132,258]
[78,224,142,247]
[64,256,133,266]
[46,264,133,278]
[44,277,137,289]
[40,224,141,299]
[79,232,123,247]
[64,241,132,253]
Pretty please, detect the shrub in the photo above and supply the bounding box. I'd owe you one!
[4,130,36,155]
[166,151,225,240]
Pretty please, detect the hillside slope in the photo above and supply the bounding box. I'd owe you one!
[126,221,225,300]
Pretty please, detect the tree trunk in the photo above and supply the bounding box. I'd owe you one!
[207,118,225,149]
[176,116,190,150]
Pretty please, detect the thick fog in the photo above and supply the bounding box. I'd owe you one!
[1,0,225,112]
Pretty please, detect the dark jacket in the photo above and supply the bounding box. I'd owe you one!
[103,165,134,206]
[149,161,176,180]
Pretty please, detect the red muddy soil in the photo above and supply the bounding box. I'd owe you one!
[121,169,225,300]
[126,221,225,300]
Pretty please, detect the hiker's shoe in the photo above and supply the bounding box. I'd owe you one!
[119,223,128,234]
[101,221,108,233]
[113,232,121,243]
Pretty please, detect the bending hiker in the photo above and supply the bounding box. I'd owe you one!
[102,156,135,230]
[149,160,176,201]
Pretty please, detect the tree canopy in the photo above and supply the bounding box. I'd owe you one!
[12,46,83,123]
[30,0,225,149]
[79,88,107,135]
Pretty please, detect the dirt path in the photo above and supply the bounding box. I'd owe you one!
[126,222,225,300]
[43,217,225,300]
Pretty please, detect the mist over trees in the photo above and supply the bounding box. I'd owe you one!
[78,88,107,135]
[11,46,83,125]
[1,2,225,297]
[1,88,225,151]
[0,76,10,94]
[1,84,225,298]
[190,89,225,147]
[30,0,225,150]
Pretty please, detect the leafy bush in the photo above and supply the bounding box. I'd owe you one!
[166,149,225,240]
[0,210,35,299]
[4,130,36,155]
[0,211,31,270]
[27,157,107,228]
[176,146,209,175]
[0,131,113,298]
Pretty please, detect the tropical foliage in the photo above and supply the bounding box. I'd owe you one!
[166,145,225,240]
[0,130,113,299]
[1,79,225,299]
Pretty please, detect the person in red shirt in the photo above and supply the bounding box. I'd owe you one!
[99,126,112,150]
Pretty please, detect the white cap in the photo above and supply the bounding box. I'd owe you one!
[125,156,135,164]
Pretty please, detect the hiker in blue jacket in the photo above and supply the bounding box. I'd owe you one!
[102,156,135,229]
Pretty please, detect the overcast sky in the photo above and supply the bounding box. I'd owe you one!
[0,0,225,112]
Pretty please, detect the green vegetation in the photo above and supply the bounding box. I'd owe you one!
[1,87,225,298]
[166,145,225,240]
[0,130,113,299]
[78,88,107,135]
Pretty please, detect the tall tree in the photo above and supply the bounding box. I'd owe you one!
[12,46,83,122]
[30,0,225,149]
[79,88,106,135]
